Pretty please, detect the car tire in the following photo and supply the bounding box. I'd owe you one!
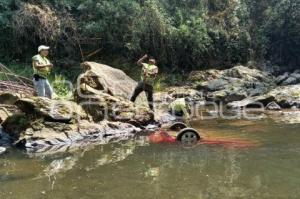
[176,128,201,143]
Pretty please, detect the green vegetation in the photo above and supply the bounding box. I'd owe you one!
[0,0,299,76]
[51,74,73,99]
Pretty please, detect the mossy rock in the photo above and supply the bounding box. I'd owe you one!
[2,113,31,140]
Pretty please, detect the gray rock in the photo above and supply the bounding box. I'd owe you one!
[266,102,281,111]
[227,95,275,109]
[281,77,298,86]
[267,84,300,108]
[228,84,300,109]
[208,79,229,91]
[188,69,222,83]
[293,69,300,74]
[206,90,228,102]
[275,72,289,85]
[80,62,138,99]
[225,92,248,103]
[197,79,229,91]
[192,65,275,104]
[223,65,272,82]
[291,106,299,110]
[276,72,300,86]
[0,147,6,155]
[291,73,300,79]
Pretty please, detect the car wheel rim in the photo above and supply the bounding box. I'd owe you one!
[181,132,198,143]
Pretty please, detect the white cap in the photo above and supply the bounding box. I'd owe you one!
[38,45,50,52]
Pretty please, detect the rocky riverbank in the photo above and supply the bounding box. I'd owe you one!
[1,63,299,154]
[188,65,300,110]
[0,62,154,153]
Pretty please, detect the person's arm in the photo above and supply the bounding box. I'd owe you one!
[33,61,53,69]
[137,54,148,66]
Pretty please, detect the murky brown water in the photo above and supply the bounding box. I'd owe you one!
[1,116,300,199]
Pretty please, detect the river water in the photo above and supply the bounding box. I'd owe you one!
[1,116,300,199]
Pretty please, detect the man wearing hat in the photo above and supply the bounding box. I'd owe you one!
[32,45,53,98]
[130,54,158,111]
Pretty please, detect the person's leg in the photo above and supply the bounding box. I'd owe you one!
[33,78,46,97]
[45,79,53,99]
[145,84,154,110]
[130,82,144,102]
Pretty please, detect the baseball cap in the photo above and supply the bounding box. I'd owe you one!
[38,45,50,52]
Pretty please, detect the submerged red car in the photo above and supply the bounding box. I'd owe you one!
[149,122,257,148]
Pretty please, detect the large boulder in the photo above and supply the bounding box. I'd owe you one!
[80,62,137,99]
[77,62,153,124]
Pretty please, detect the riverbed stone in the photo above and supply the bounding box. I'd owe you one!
[0,146,6,155]
[266,102,281,111]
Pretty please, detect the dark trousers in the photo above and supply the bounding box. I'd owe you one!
[131,81,154,110]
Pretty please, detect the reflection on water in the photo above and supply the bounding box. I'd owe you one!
[1,117,300,198]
